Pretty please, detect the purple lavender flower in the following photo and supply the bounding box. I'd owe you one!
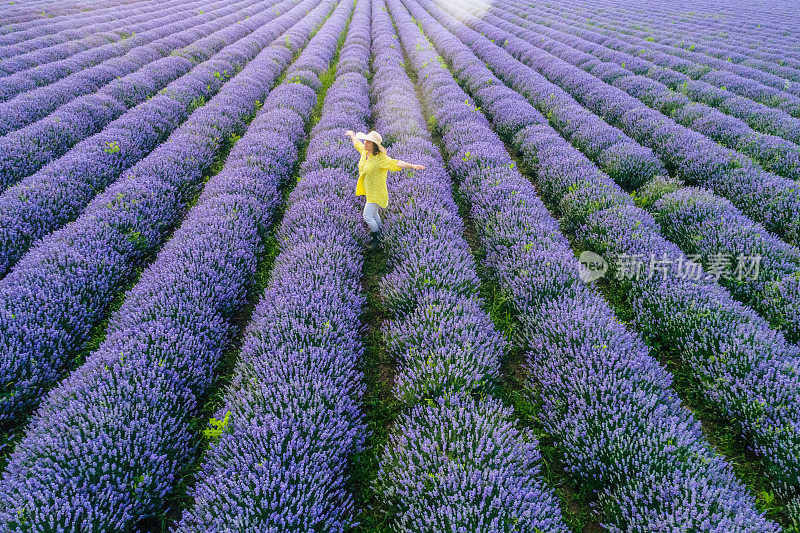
[393,0,784,528]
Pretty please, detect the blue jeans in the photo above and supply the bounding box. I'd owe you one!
[362,201,382,232]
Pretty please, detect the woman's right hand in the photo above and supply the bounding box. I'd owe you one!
[345,130,355,138]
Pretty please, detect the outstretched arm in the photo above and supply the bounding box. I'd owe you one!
[344,130,364,153]
[395,159,426,170]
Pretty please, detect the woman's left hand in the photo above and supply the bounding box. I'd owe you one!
[414,164,426,170]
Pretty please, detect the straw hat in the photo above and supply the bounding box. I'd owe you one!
[356,130,386,154]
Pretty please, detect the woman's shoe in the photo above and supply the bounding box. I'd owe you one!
[370,230,380,250]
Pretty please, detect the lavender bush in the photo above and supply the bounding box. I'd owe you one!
[395,0,779,528]
[1,0,798,528]
[0,0,208,71]
[0,0,284,188]
[440,1,800,244]
[0,1,340,529]
[0,0,306,277]
[177,1,369,529]
[371,0,567,529]
[0,0,324,427]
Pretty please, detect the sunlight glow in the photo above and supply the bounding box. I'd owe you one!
[437,0,493,19]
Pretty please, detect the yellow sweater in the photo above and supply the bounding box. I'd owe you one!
[354,140,401,208]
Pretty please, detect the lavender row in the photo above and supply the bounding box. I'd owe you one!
[565,0,800,45]
[462,0,798,245]
[0,3,336,529]
[449,6,800,245]
[483,2,800,181]
[0,0,303,279]
[430,0,800,361]
[631,177,800,344]
[0,1,223,106]
[177,2,370,528]
[0,0,271,133]
[0,0,181,56]
[566,1,800,81]
[432,1,800,505]
[507,0,800,117]
[653,18,800,76]
[402,0,778,528]
[0,0,145,34]
[514,1,800,146]
[0,0,323,426]
[489,0,800,167]
[418,4,668,192]
[0,0,145,31]
[0,0,206,69]
[0,0,275,191]
[514,64,800,518]
[372,6,496,403]
[542,0,800,100]
[548,0,800,82]
[371,1,568,529]
[441,0,800,403]
[584,0,800,52]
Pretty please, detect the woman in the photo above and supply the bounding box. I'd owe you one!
[345,130,426,249]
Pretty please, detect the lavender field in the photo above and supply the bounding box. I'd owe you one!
[0,0,799,530]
